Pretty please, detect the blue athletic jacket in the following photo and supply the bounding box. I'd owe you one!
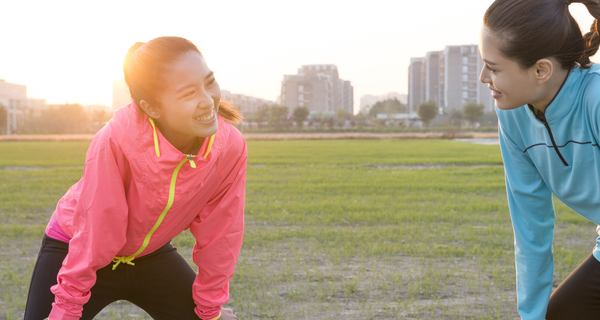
[496,64,600,320]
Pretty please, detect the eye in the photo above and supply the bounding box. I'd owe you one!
[206,77,216,87]
[486,64,497,73]
[182,89,198,98]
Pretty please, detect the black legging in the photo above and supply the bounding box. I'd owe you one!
[547,254,600,319]
[24,235,199,320]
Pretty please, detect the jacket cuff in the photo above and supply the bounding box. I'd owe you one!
[48,303,81,320]
[195,305,221,320]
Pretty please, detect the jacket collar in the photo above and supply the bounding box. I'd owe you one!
[526,66,582,125]
[130,102,216,163]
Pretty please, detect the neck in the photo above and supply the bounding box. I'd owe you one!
[529,67,570,113]
[157,123,204,155]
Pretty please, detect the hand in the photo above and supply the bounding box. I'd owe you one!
[219,307,237,320]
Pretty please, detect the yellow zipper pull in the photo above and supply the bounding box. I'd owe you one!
[186,154,197,169]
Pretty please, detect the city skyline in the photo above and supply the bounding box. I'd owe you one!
[409,45,494,115]
[281,65,354,116]
[0,1,596,112]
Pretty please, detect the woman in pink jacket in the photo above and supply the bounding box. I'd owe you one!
[23,36,246,320]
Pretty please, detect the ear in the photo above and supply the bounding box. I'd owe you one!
[533,58,554,84]
[139,99,161,119]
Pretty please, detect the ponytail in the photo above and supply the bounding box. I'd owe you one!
[218,100,243,125]
[579,19,600,67]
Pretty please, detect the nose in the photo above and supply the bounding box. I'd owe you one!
[196,91,214,110]
[479,66,490,85]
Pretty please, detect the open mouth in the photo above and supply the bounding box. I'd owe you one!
[193,109,215,122]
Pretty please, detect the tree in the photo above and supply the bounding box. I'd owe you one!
[19,104,90,134]
[353,112,369,128]
[417,101,438,126]
[256,104,290,130]
[368,98,407,117]
[269,106,290,130]
[254,107,270,128]
[90,108,112,131]
[292,107,309,128]
[336,109,353,120]
[463,102,485,126]
[480,111,499,127]
[449,110,464,128]
[335,109,354,127]
[0,105,6,134]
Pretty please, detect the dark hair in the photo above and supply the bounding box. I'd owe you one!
[123,36,242,124]
[484,0,599,69]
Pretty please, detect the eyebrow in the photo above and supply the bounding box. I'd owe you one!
[176,72,215,94]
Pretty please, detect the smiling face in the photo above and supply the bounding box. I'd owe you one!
[142,50,221,151]
[479,27,543,110]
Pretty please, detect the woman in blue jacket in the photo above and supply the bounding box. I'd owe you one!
[480,0,600,319]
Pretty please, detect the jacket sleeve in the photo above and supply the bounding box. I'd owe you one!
[189,138,247,320]
[49,128,129,320]
[498,122,555,320]
[586,73,600,144]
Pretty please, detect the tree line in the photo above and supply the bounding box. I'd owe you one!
[0,104,111,134]
[0,99,495,135]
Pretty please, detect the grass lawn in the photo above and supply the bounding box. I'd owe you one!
[0,139,595,319]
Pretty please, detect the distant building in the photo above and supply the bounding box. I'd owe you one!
[425,51,444,112]
[221,90,274,116]
[444,45,493,113]
[340,80,354,115]
[408,57,426,113]
[409,44,494,115]
[359,95,376,114]
[280,64,354,116]
[0,80,46,134]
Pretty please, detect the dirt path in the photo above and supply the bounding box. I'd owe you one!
[0,132,498,141]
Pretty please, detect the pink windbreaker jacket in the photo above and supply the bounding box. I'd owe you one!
[45,103,246,320]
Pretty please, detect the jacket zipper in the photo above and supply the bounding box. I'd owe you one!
[111,118,210,270]
[539,116,569,167]
[526,70,571,167]
[112,156,194,270]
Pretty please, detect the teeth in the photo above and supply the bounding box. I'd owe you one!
[195,110,214,121]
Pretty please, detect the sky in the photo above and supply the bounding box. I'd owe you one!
[0,0,597,112]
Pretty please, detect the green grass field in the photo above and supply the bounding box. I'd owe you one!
[0,139,596,319]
